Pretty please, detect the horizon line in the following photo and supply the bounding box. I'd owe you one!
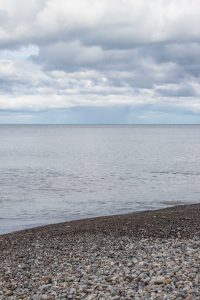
[0,123,200,126]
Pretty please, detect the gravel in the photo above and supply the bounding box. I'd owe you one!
[0,204,200,299]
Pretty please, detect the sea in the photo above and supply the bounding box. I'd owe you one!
[0,125,200,234]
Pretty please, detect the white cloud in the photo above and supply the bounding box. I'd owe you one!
[0,56,200,114]
[0,0,200,48]
[0,0,200,122]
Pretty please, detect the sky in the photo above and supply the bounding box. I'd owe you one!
[0,0,200,124]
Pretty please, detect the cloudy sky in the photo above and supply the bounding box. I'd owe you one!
[0,0,200,124]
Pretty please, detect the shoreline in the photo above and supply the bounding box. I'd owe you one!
[1,203,200,240]
[0,204,200,299]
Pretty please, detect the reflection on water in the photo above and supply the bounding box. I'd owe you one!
[0,125,200,233]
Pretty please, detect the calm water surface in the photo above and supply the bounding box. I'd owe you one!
[0,125,200,233]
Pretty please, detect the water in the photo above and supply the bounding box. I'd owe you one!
[0,125,200,234]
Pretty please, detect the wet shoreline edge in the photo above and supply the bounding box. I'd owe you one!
[1,203,200,242]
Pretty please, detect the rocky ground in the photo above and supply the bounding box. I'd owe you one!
[0,204,200,299]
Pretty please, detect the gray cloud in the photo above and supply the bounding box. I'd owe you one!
[1,0,200,50]
[0,0,200,123]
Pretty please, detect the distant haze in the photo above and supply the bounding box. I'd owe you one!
[0,1,200,124]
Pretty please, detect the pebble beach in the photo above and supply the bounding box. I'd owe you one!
[0,204,200,299]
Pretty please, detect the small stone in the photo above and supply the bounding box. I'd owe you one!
[152,276,165,284]
[5,289,13,296]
